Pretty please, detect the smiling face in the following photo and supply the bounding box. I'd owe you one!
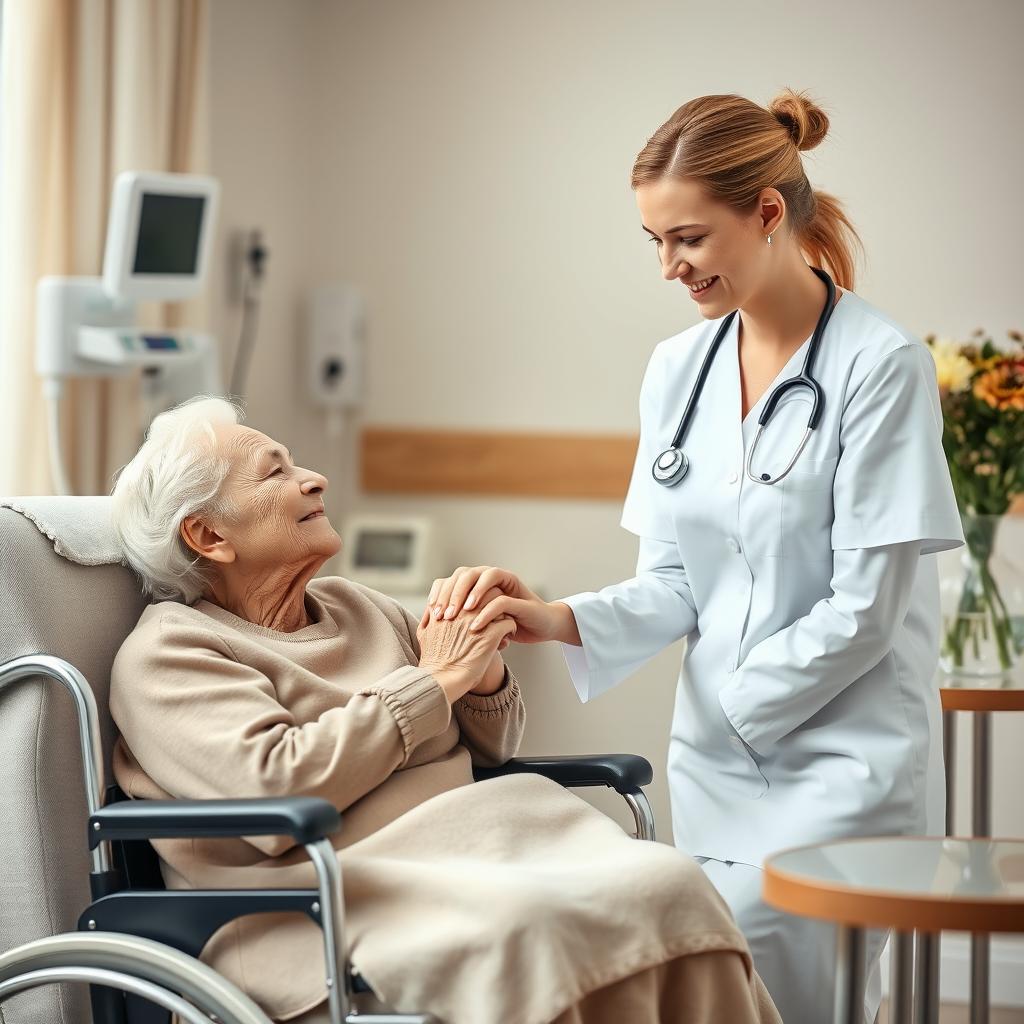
[636,177,781,316]
[181,423,341,580]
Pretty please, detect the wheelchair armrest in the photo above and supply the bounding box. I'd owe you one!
[473,754,653,794]
[89,796,341,848]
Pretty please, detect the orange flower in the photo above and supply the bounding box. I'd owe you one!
[973,359,1024,411]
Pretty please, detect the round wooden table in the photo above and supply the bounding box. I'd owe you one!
[763,837,1024,1024]
[941,670,1024,1023]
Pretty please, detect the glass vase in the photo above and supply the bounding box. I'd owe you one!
[939,515,1024,679]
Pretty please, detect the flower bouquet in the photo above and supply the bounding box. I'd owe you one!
[925,329,1024,676]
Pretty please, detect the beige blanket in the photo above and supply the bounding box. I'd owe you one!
[196,774,768,1024]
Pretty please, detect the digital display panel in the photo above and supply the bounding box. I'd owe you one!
[142,335,180,350]
[354,531,414,569]
[132,193,205,275]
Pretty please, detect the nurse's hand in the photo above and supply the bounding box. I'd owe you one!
[420,584,515,650]
[425,566,579,646]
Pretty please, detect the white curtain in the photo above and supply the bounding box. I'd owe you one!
[0,0,208,496]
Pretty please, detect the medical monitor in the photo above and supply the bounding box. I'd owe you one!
[102,171,219,301]
[339,516,441,593]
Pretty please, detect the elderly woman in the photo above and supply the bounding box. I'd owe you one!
[108,396,780,1024]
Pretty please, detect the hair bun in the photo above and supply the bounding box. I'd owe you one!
[768,88,829,152]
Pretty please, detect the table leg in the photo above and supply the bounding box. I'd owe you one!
[973,711,991,835]
[970,935,990,1024]
[890,930,914,1023]
[970,711,991,1024]
[943,708,956,836]
[913,932,940,1024]
[834,925,865,1024]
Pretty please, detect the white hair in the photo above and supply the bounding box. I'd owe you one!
[111,395,245,604]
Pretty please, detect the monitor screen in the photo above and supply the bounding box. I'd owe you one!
[355,531,414,569]
[132,193,205,275]
[141,335,181,350]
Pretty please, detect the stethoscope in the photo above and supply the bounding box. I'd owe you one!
[652,265,837,487]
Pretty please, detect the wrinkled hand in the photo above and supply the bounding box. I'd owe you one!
[421,584,512,650]
[416,602,516,704]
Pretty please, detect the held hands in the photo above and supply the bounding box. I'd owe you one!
[425,566,580,647]
[416,594,516,705]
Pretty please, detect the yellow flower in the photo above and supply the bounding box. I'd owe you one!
[973,359,1024,411]
[926,337,974,394]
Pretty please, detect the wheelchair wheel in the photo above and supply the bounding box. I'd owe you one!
[0,932,274,1024]
[0,965,216,1024]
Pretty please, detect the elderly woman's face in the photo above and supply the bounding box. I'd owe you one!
[209,424,341,569]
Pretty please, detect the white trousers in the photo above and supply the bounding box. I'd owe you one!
[697,857,887,1024]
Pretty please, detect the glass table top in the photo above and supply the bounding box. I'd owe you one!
[763,838,1024,931]
[940,668,1024,692]
[767,837,1024,899]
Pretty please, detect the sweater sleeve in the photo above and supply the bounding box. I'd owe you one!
[452,667,526,767]
[395,604,526,767]
[110,611,451,855]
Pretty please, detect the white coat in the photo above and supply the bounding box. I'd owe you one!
[560,289,964,866]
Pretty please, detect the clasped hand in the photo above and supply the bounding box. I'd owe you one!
[416,583,515,704]
[425,566,571,646]
[418,567,580,704]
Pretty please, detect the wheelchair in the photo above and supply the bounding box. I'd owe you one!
[0,497,657,1024]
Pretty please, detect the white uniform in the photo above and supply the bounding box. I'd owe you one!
[559,289,964,1023]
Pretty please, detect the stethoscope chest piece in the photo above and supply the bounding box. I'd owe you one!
[652,446,689,485]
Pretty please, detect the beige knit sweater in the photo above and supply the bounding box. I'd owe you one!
[110,576,770,1024]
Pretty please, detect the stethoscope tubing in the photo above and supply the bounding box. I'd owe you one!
[652,266,837,488]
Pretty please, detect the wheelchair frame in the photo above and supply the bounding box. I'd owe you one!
[0,652,657,1024]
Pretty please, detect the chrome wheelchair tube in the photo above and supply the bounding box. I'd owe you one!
[623,789,656,842]
[0,966,215,1024]
[0,932,274,1024]
[0,654,110,873]
[349,1015,438,1023]
[306,837,349,1024]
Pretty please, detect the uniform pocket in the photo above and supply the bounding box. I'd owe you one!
[780,455,838,560]
[730,734,770,798]
[784,454,839,491]
[716,700,769,798]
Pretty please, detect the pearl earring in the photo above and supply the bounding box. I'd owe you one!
[767,233,773,247]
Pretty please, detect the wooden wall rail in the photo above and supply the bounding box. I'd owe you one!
[361,428,639,500]
[362,427,1024,509]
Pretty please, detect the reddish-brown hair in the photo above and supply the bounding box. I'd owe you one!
[631,88,864,291]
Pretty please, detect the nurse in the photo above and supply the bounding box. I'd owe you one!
[425,88,964,1023]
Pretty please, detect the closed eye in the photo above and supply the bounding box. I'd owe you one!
[648,236,703,246]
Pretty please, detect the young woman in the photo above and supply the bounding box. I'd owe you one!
[428,88,964,1023]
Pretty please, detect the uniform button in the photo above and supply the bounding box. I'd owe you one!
[727,538,740,553]
[727,471,739,484]
[727,660,736,673]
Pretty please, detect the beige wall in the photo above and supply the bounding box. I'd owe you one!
[207,0,1024,851]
